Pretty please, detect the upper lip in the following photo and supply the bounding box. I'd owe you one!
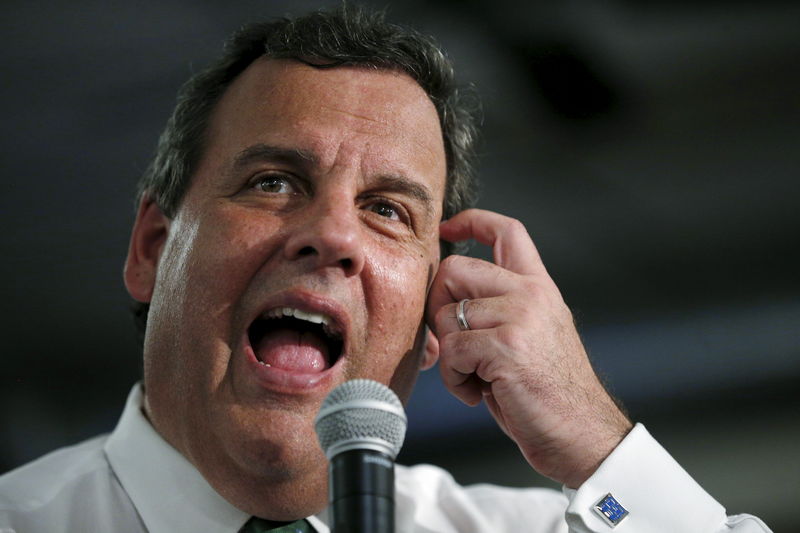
[245,289,350,357]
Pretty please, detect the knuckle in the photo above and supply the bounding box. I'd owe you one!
[520,277,541,297]
[434,306,452,333]
[504,217,528,235]
[438,331,459,358]
[437,255,462,276]
[496,325,529,356]
[439,331,468,362]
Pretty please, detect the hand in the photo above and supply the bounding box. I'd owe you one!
[427,209,632,488]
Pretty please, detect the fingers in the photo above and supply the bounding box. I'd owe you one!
[437,328,504,406]
[428,209,553,317]
[427,208,561,411]
[440,209,545,277]
[429,295,513,338]
[426,255,558,332]
[427,255,527,322]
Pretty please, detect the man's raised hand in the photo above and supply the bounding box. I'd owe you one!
[427,209,632,488]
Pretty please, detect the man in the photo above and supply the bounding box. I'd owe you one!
[0,6,771,532]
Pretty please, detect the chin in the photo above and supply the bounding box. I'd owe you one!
[201,408,330,519]
[221,441,329,520]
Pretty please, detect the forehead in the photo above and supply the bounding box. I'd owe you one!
[199,58,447,199]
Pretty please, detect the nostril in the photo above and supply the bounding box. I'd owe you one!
[286,235,362,274]
[298,246,316,256]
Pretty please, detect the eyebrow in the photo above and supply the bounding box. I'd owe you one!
[232,143,318,172]
[367,174,434,211]
[232,143,436,210]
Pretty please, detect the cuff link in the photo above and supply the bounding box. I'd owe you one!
[593,493,629,528]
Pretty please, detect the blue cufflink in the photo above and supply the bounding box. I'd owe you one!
[593,493,629,528]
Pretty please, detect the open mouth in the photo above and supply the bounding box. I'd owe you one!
[247,307,344,373]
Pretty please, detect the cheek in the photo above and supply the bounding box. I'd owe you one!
[364,248,430,349]
[151,208,284,348]
[178,207,282,292]
[364,250,434,401]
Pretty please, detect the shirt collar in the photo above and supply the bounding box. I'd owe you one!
[104,384,330,533]
[104,384,251,532]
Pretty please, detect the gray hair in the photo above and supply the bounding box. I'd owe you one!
[133,5,480,338]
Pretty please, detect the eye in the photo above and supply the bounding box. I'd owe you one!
[365,198,410,225]
[252,174,296,194]
[366,200,403,222]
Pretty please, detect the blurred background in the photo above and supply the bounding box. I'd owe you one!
[1,0,798,529]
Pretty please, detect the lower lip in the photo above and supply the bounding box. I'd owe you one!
[243,342,339,393]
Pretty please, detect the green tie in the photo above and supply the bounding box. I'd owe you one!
[239,516,314,533]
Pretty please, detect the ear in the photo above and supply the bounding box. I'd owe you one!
[123,196,170,303]
[420,327,439,370]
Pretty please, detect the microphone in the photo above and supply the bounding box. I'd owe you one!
[315,379,408,533]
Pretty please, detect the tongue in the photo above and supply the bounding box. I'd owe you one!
[254,327,329,372]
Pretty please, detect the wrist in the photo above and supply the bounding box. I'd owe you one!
[562,418,633,489]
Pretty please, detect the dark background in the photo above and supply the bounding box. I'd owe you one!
[2,1,798,529]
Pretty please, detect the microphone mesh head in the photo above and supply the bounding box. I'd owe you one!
[315,379,407,460]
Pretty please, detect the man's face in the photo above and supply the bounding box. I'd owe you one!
[124,58,446,518]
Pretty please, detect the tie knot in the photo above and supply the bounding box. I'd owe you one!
[239,516,313,533]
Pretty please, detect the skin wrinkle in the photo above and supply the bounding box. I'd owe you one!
[322,104,385,126]
[310,70,441,164]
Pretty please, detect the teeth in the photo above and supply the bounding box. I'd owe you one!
[262,307,334,329]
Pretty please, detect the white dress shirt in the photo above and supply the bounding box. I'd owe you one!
[0,385,771,532]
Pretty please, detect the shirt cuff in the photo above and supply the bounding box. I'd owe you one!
[563,423,726,532]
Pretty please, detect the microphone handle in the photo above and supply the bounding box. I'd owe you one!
[330,449,395,533]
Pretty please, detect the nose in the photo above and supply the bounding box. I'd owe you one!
[283,196,366,276]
